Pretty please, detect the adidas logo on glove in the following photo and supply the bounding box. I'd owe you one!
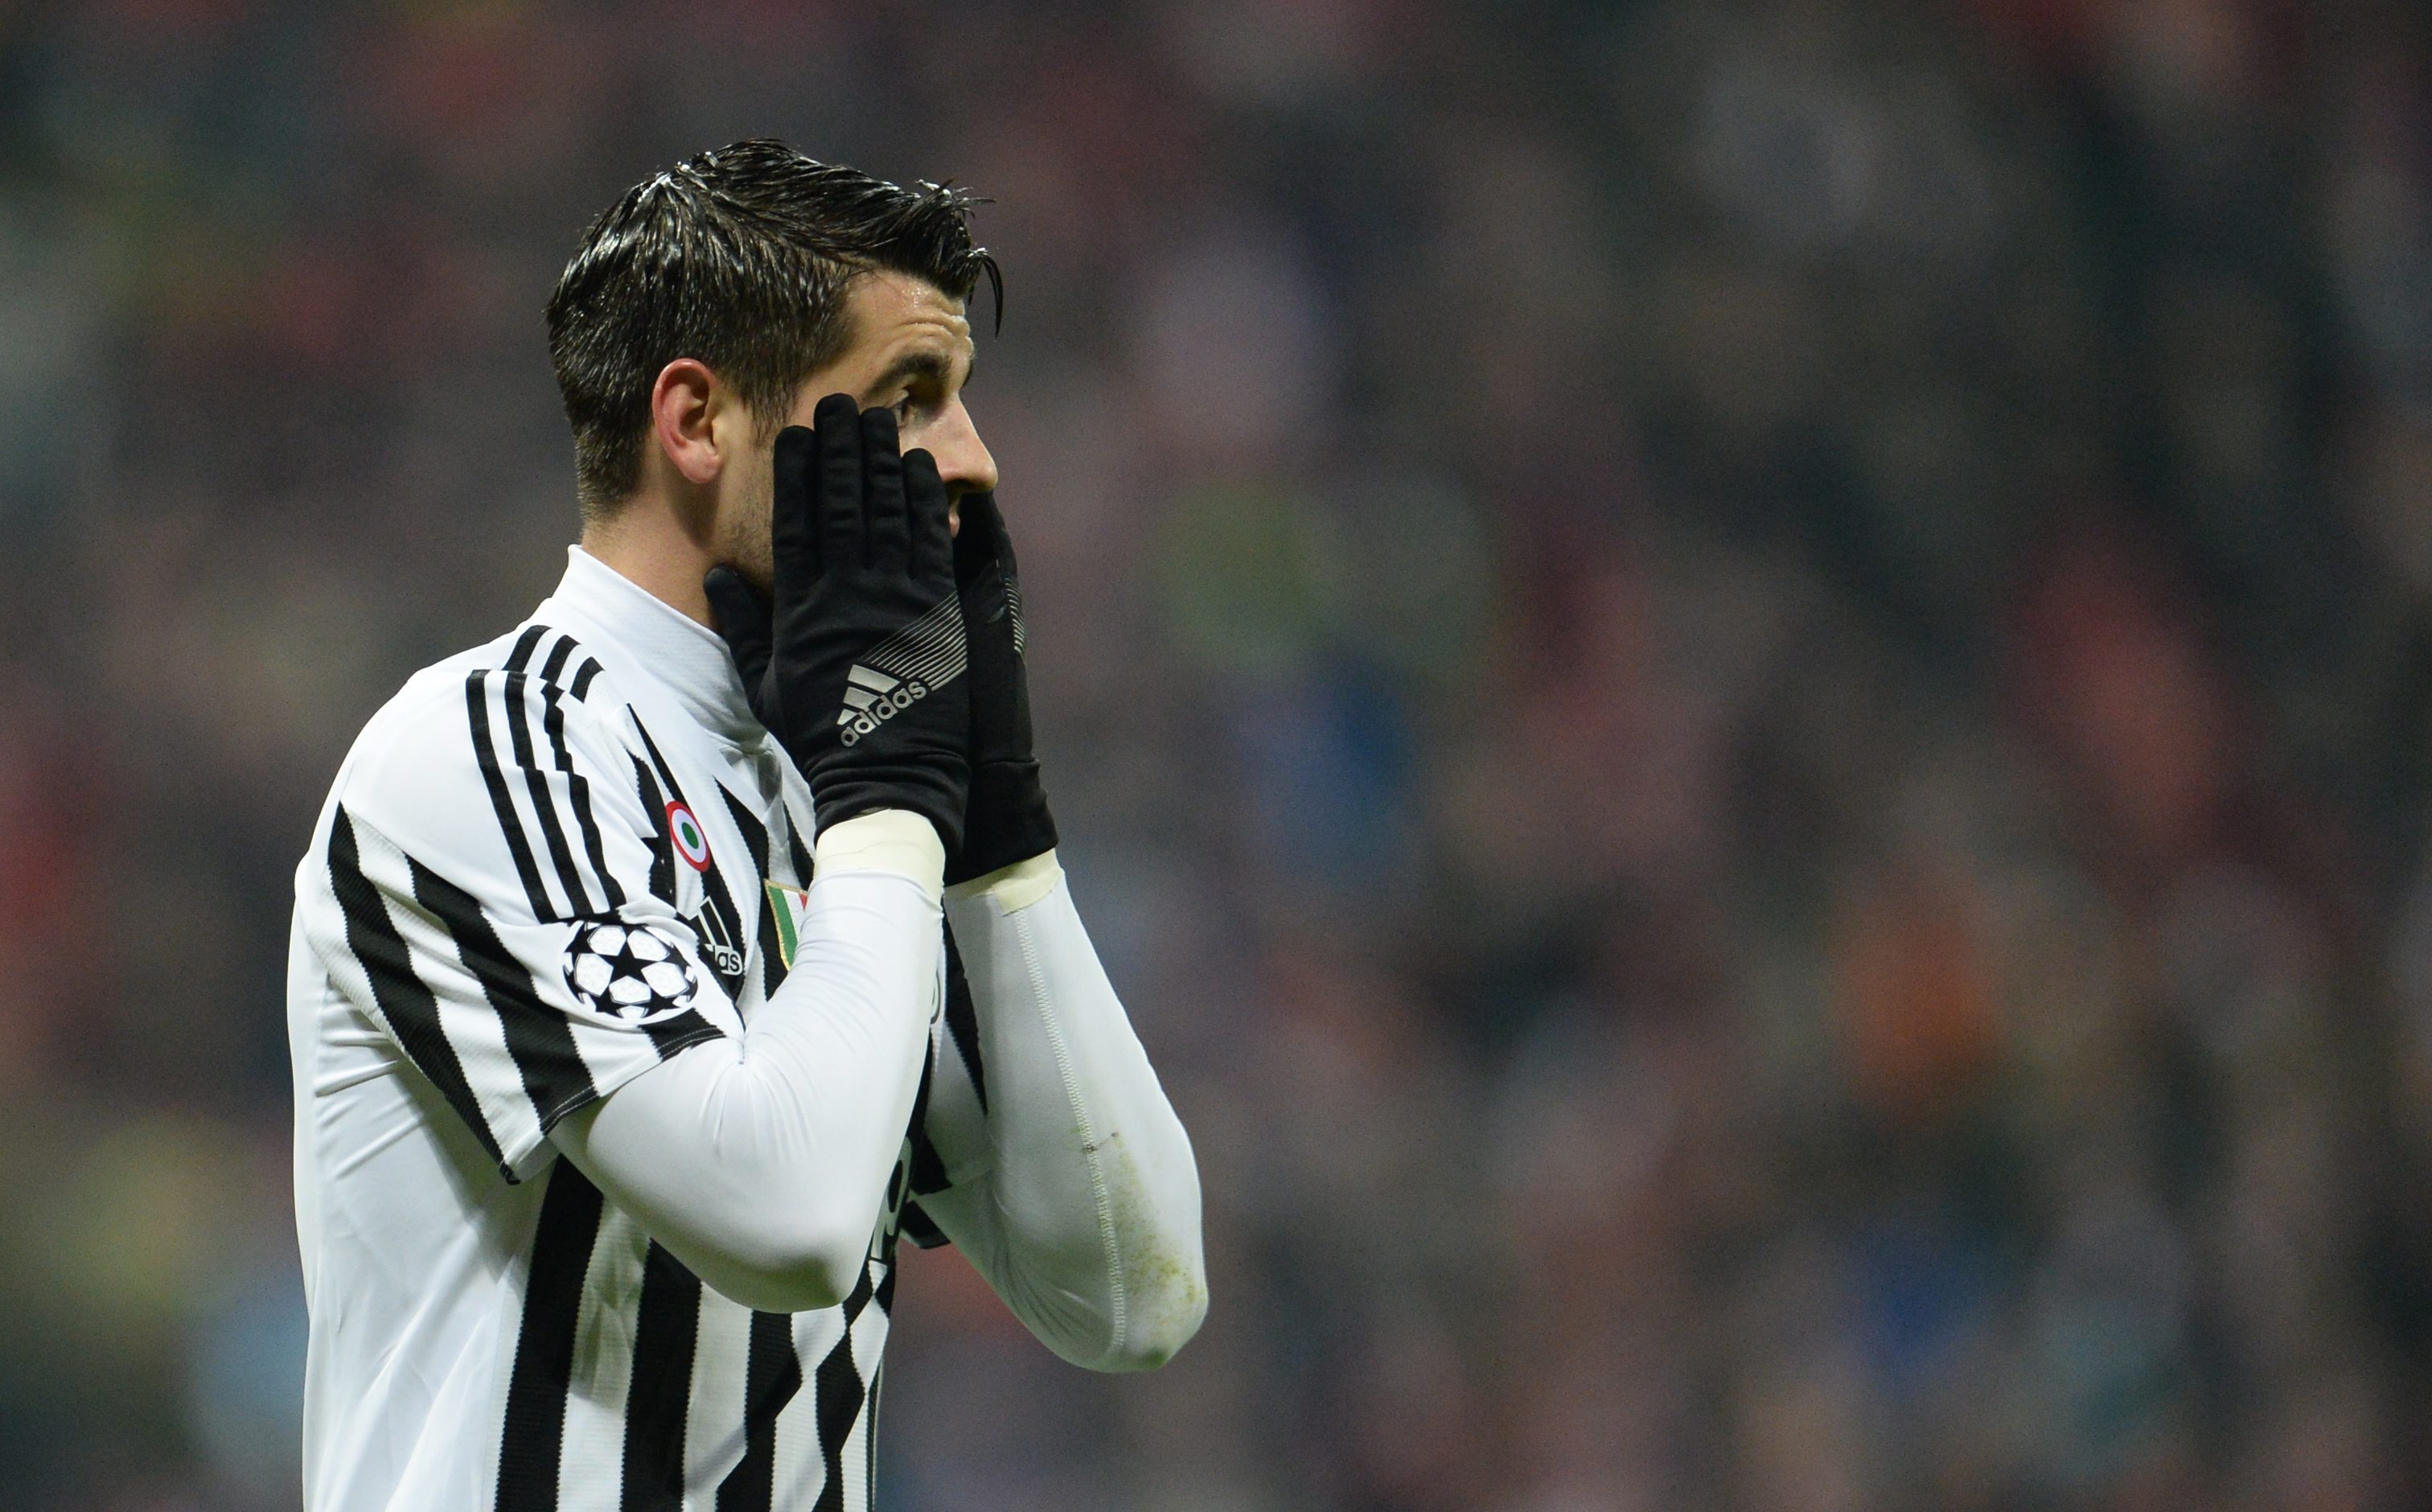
[838,664,929,745]
[832,593,963,747]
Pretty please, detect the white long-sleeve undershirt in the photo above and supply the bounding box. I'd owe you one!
[919,855,1208,1370]
[549,811,949,1315]
[548,817,1207,1368]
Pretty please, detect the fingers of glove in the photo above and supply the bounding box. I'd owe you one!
[859,406,911,573]
[811,392,865,569]
[903,449,955,585]
[997,499,1026,652]
[951,492,1010,638]
[769,425,820,585]
[951,490,1002,587]
[986,493,1025,605]
[702,567,774,690]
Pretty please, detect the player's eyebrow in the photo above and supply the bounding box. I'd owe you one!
[863,345,972,401]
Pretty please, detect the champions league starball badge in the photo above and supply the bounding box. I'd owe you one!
[564,922,699,1022]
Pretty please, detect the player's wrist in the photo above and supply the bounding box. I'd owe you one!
[812,750,970,854]
[945,759,1057,886]
[813,808,948,898]
[943,848,1059,910]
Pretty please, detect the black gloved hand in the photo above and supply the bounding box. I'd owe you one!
[945,491,1058,884]
[705,393,970,850]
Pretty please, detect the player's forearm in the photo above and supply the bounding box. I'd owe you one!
[930,853,1207,1370]
[553,812,944,1313]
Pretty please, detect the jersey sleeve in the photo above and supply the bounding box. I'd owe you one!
[302,655,728,1183]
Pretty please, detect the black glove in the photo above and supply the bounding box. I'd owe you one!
[945,491,1058,884]
[705,393,969,849]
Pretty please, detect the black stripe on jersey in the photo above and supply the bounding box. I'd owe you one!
[539,633,576,683]
[633,719,751,1008]
[503,631,599,917]
[405,854,604,1134]
[623,746,735,1054]
[571,656,602,701]
[503,623,548,673]
[903,1042,950,1199]
[719,787,787,1006]
[715,1312,806,1512]
[898,1199,947,1249]
[721,786,770,877]
[785,824,813,891]
[634,720,686,811]
[861,1361,882,1507]
[943,931,988,1116]
[810,1267,877,1512]
[631,755,680,908]
[867,1241,898,1497]
[620,1243,704,1512]
[467,674,557,922]
[327,808,507,1173]
[541,681,626,912]
[500,633,598,920]
[902,933,980,1248]
[495,1161,607,1512]
[898,1047,955,1249]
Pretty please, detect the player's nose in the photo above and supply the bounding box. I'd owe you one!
[924,399,998,498]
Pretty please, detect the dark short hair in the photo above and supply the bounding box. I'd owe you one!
[546,139,1000,517]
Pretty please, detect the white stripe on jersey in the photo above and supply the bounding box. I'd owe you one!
[773,1299,857,1506]
[834,1279,897,1507]
[680,1282,754,1491]
[557,1206,651,1506]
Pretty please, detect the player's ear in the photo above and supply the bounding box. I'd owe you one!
[649,358,726,487]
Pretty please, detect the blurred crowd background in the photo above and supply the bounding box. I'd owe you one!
[5,0,2432,1506]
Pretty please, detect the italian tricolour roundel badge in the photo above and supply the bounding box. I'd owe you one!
[666,801,711,872]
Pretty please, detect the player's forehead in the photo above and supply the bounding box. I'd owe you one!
[820,270,973,394]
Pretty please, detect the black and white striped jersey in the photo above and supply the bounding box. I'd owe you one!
[287,547,977,1511]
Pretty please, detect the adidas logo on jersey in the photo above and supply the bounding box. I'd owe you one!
[837,664,928,746]
[689,894,748,980]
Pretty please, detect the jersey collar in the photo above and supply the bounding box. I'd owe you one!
[544,546,764,746]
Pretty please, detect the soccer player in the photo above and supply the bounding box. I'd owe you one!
[285,140,1206,1510]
